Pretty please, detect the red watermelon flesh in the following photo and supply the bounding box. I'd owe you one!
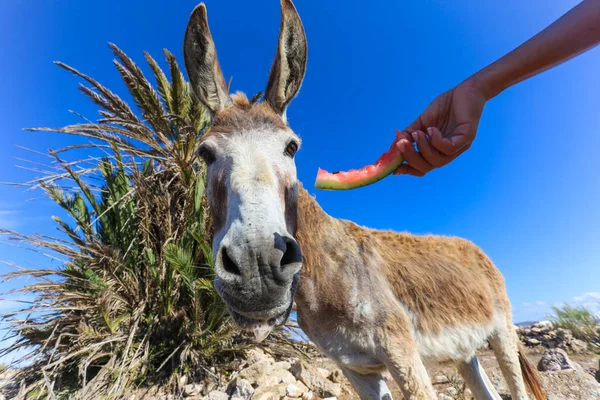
[314,131,405,190]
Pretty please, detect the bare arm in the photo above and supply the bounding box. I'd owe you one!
[395,0,600,177]
[473,0,600,100]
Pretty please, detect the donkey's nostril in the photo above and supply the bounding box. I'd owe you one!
[221,246,241,276]
[280,237,303,267]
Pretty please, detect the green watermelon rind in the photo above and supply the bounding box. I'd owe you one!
[313,140,404,191]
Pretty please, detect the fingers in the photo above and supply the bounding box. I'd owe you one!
[394,128,467,177]
[394,130,433,176]
[412,129,446,168]
[393,164,425,177]
[428,126,472,156]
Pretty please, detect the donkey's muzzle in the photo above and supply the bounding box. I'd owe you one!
[213,231,302,323]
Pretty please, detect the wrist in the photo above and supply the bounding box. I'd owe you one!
[463,65,505,101]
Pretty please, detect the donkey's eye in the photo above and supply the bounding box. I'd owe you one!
[285,141,298,158]
[198,145,216,166]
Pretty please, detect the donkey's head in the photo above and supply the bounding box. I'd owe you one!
[183,0,307,342]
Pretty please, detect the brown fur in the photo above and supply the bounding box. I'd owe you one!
[518,343,547,400]
[295,184,505,333]
[206,92,290,137]
[208,168,228,234]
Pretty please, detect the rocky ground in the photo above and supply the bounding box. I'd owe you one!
[2,322,599,399]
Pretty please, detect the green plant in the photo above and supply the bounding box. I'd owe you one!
[0,44,311,399]
[548,303,600,349]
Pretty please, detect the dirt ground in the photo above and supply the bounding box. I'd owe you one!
[312,348,600,400]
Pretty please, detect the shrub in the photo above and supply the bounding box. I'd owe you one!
[0,44,310,399]
[549,303,600,346]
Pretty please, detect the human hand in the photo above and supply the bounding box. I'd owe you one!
[394,78,488,177]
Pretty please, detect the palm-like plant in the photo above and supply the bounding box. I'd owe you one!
[0,44,311,399]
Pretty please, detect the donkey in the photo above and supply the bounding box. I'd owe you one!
[182,1,546,399]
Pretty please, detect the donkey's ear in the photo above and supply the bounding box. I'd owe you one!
[264,0,308,119]
[184,3,230,114]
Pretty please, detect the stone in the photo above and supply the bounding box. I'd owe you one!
[274,361,292,371]
[570,339,589,354]
[206,391,229,400]
[238,360,275,385]
[538,349,580,372]
[301,391,314,400]
[286,382,308,398]
[252,383,288,400]
[328,370,343,384]
[184,383,203,397]
[226,377,254,399]
[245,347,274,365]
[257,368,296,387]
[446,387,458,396]
[290,360,342,398]
[526,338,541,346]
[535,320,553,329]
[438,395,453,400]
[317,368,330,378]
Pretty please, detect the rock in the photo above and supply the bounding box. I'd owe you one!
[206,391,229,400]
[433,375,447,384]
[322,398,337,400]
[301,391,314,400]
[328,370,343,384]
[570,339,589,354]
[290,360,341,398]
[446,387,458,396]
[526,338,541,346]
[317,368,330,378]
[226,377,254,400]
[238,360,275,385]
[540,365,600,399]
[286,382,308,398]
[438,395,453,400]
[274,361,292,371]
[535,320,553,329]
[245,347,274,365]
[184,383,203,397]
[203,380,218,395]
[257,368,296,387]
[252,383,288,400]
[538,349,580,372]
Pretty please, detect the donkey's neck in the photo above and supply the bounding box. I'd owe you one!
[293,183,354,315]
[295,183,337,275]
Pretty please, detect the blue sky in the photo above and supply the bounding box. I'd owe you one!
[1,0,599,360]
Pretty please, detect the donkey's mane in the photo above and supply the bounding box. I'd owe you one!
[208,92,289,136]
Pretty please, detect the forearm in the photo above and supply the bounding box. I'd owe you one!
[469,0,600,99]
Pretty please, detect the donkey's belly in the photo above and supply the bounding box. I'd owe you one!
[301,322,386,374]
[413,319,498,363]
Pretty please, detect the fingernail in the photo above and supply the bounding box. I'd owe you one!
[396,141,405,151]
[427,127,433,135]
[412,132,419,142]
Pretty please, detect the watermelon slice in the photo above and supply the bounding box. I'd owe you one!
[314,130,405,190]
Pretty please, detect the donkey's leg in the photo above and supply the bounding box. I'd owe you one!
[341,367,393,400]
[456,356,502,400]
[380,351,435,400]
[489,327,529,400]
[377,329,436,400]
